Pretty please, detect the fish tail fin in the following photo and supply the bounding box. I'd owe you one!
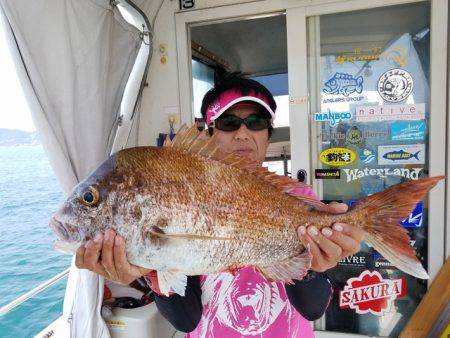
[350,176,444,279]
[414,151,420,160]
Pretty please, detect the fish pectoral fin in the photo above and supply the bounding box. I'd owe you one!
[256,247,312,284]
[157,270,187,296]
[147,226,232,241]
[53,240,81,255]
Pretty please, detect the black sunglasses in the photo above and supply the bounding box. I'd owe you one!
[213,114,270,132]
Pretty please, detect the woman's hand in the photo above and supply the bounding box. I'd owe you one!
[298,202,364,272]
[75,229,152,284]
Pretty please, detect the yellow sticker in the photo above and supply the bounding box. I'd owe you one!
[320,148,356,166]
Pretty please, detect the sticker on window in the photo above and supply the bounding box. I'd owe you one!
[391,121,426,141]
[339,270,406,315]
[320,148,356,166]
[355,103,425,122]
[378,144,425,165]
[378,68,413,103]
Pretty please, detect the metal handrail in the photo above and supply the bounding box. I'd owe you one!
[0,268,70,316]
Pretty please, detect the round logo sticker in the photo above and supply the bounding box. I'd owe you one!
[377,68,413,103]
[346,126,363,145]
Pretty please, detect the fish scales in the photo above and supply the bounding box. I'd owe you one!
[124,146,304,272]
[50,124,443,295]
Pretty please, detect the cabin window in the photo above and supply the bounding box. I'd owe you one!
[192,59,215,119]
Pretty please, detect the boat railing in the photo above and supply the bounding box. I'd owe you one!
[0,268,70,316]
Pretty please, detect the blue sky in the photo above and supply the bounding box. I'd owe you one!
[0,15,35,132]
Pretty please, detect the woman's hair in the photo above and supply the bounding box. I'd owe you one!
[200,72,276,137]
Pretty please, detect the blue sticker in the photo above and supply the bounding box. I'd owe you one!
[378,144,425,165]
[314,109,352,126]
[361,178,384,196]
[348,200,357,208]
[383,149,420,161]
[359,148,376,164]
[323,73,363,97]
[401,202,423,228]
[391,121,426,141]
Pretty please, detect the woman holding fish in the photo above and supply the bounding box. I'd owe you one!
[72,74,365,337]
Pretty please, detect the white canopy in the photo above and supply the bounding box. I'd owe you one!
[0,1,151,336]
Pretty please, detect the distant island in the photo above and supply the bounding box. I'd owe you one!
[0,128,40,146]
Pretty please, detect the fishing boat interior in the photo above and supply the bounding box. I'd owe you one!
[0,0,449,337]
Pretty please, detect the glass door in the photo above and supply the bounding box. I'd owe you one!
[306,2,433,337]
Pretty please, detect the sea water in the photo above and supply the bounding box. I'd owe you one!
[0,145,70,337]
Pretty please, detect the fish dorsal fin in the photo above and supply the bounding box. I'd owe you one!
[165,124,319,197]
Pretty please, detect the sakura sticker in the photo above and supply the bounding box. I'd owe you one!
[339,270,406,316]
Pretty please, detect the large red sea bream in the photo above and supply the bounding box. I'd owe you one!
[49,125,443,295]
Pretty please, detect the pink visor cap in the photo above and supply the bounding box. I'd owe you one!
[206,89,275,126]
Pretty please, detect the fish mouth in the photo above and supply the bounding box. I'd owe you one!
[49,217,81,242]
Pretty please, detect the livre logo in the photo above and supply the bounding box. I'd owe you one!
[339,270,406,316]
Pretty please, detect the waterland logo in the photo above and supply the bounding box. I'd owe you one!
[342,167,422,182]
[359,148,376,164]
[323,73,363,97]
[378,144,425,165]
[320,148,356,166]
[391,121,426,141]
[339,270,406,316]
[314,110,353,126]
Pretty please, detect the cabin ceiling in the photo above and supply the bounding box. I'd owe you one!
[191,14,287,76]
[190,2,428,76]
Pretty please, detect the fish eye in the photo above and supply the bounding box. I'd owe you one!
[81,187,100,207]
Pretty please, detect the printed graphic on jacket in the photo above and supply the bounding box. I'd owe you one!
[188,267,314,338]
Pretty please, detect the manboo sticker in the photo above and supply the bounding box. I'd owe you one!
[314,110,353,126]
[320,148,356,166]
[339,270,406,315]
